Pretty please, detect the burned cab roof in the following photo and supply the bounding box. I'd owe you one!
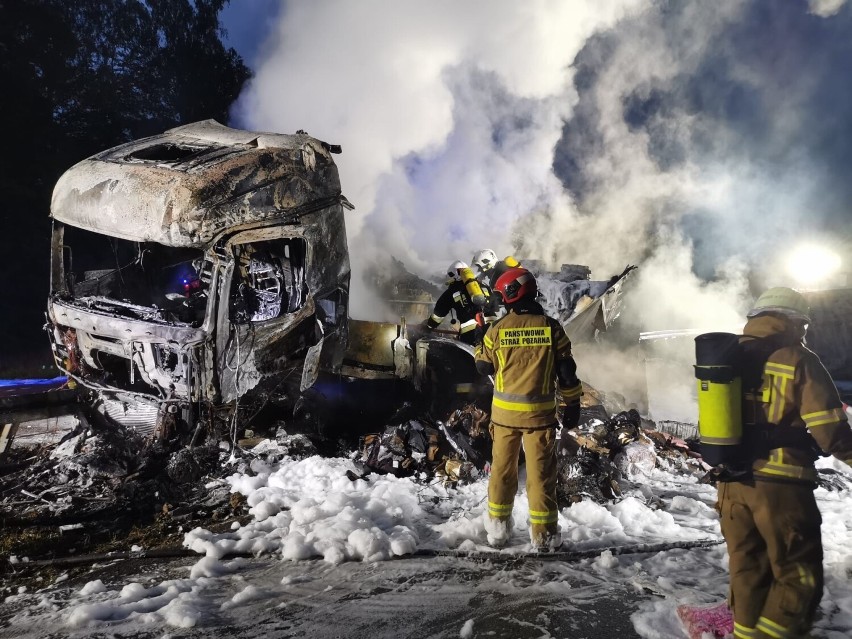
[50,120,345,248]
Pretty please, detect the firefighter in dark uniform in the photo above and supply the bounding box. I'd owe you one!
[471,248,522,288]
[716,287,852,639]
[474,267,582,551]
[426,260,497,346]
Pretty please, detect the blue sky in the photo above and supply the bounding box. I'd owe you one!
[219,0,282,69]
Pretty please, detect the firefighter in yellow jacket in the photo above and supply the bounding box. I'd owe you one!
[474,267,582,551]
[717,287,852,639]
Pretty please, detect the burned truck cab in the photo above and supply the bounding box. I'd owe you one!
[46,120,352,441]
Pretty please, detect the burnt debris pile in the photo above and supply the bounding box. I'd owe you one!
[350,403,492,486]
[556,408,708,507]
[0,416,322,560]
[3,391,849,565]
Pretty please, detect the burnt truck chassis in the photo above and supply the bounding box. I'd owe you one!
[43,120,634,448]
[45,120,359,444]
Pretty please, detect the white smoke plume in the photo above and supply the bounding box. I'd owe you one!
[232,0,849,414]
[809,0,848,18]
[233,0,646,313]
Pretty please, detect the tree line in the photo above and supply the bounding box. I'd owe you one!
[0,0,251,375]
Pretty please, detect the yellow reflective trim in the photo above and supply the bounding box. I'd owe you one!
[459,321,477,334]
[765,362,795,378]
[804,408,845,427]
[454,383,474,393]
[542,349,553,395]
[802,409,835,420]
[778,377,787,422]
[530,510,556,517]
[492,397,557,413]
[734,622,758,639]
[767,374,787,424]
[529,514,558,524]
[758,617,787,632]
[807,416,843,428]
[495,349,506,392]
[797,564,816,587]
[560,385,582,399]
[488,502,513,513]
[430,313,444,324]
[494,390,553,404]
[483,334,493,348]
[755,460,811,480]
[756,616,790,639]
[528,512,557,519]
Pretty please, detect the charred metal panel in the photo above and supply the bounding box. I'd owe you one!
[50,120,343,248]
[535,265,637,342]
[98,396,160,438]
[344,320,401,369]
[216,298,318,404]
[50,300,207,343]
[212,228,328,406]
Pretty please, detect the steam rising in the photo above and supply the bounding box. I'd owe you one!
[233,1,852,410]
[233,0,645,312]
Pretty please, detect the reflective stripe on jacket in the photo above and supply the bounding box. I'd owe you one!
[475,309,572,428]
[426,281,496,330]
[741,315,852,482]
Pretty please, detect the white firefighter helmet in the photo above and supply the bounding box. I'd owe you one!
[447,260,469,282]
[747,287,811,323]
[471,249,498,276]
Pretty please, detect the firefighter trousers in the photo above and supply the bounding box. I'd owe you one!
[717,480,823,639]
[487,422,558,545]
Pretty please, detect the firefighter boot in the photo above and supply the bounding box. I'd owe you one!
[531,529,562,553]
[484,513,514,548]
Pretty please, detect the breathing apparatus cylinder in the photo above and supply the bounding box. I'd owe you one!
[459,266,487,307]
[694,332,744,466]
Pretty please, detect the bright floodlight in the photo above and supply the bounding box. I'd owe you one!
[786,244,841,287]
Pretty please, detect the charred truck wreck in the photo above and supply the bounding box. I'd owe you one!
[45,120,634,447]
[46,120,355,443]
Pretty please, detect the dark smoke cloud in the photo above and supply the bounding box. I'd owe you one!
[554,0,852,288]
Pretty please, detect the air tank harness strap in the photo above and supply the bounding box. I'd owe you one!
[743,422,822,459]
[694,365,736,383]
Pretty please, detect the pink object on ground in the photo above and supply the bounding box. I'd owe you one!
[676,601,734,639]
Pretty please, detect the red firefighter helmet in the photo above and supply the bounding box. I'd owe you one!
[494,267,536,304]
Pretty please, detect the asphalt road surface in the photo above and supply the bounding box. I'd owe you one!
[1,553,653,638]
